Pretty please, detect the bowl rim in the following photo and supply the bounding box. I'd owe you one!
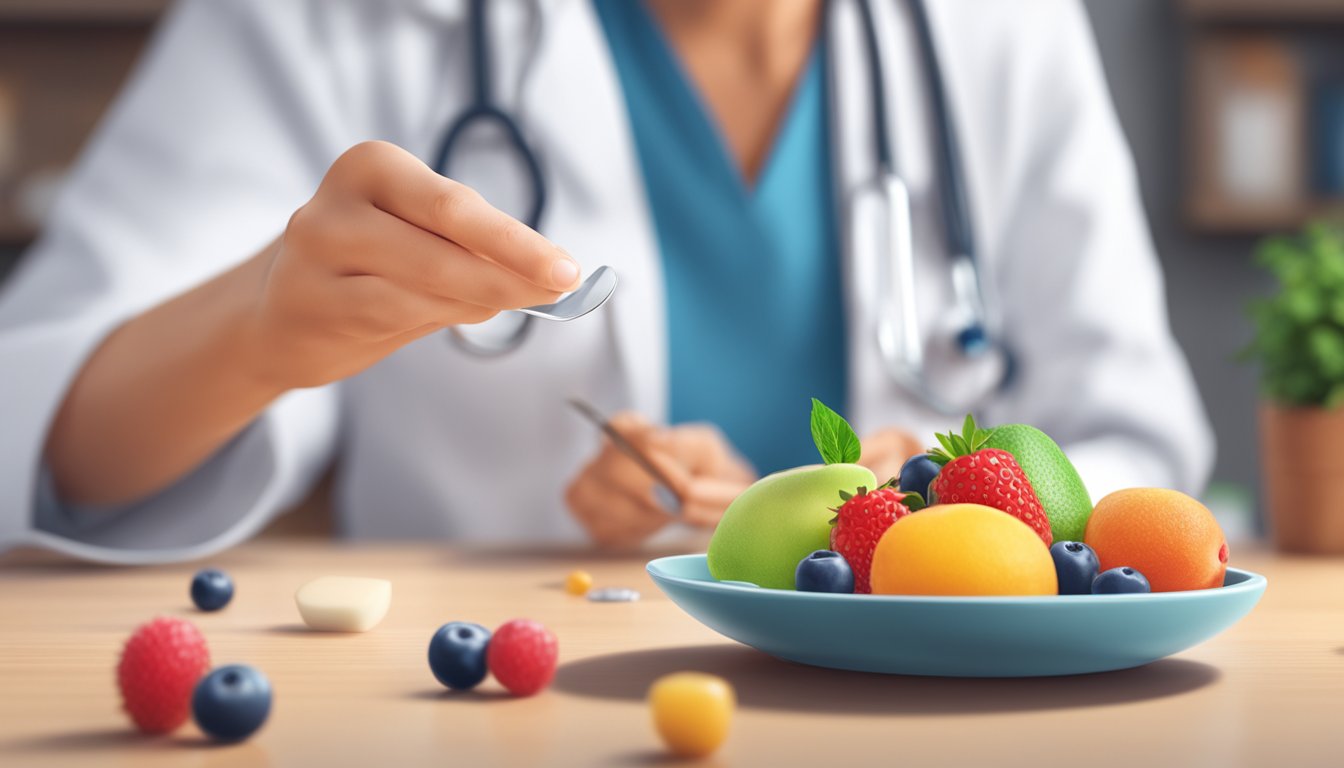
[646,553,1267,605]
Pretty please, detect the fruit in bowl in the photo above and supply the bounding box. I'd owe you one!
[706,400,1231,599]
[926,416,1053,545]
[654,402,1260,677]
[983,424,1093,543]
[1085,487,1229,592]
[869,503,1058,596]
[830,482,923,594]
[708,400,877,590]
[707,462,876,590]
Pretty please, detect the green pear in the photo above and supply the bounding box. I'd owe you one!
[707,463,877,590]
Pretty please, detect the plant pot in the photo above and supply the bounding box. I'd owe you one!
[1261,403,1344,554]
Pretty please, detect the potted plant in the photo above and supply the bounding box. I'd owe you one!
[1245,222,1344,554]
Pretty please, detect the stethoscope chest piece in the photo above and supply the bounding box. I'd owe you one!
[844,0,1017,414]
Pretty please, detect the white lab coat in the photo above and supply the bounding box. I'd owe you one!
[0,0,1212,563]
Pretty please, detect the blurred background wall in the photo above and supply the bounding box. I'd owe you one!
[2,1,1341,531]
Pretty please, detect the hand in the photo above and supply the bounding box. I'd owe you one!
[565,413,756,549]
[243,140,581,389]
[859,426,924,486]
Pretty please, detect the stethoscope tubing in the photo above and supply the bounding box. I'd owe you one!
[439,0,1017,411]
[838,0,1017,413]
[436,0,548,357]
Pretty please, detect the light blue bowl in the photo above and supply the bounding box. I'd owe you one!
[647,554,1266,677]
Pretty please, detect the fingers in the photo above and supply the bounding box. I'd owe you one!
[679,476,752,528]
[607,417,754,529]
[860,427,925,484]
[334,208,564,310]
[329,141,580,292]
[657,422,756,481]
[333,275,497,339]
[565,449,670,548]
[566,413,761,546]
[591,438,686,514]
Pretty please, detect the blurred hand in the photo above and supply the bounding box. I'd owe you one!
[859,427,925,485]
[244,140,580,389]
[565,413,757,549]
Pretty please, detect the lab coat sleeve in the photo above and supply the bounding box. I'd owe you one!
[975,1,1214,500]
[0,0,348,563]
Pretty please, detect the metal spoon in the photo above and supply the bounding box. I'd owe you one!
[516,266,617,322]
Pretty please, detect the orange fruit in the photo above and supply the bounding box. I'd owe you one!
[869,504,1057,596]
[1084,488,1228,592]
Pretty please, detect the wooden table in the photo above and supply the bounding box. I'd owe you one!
[0,542,1340,767]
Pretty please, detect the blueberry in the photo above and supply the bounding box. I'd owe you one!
[1049,541,1099,595]
[190,568,234,612]
[1092,566,1152,594]
[898,453,940,500]
[192,664,272,742]
[428,622,492,690]
[794,550,855,593]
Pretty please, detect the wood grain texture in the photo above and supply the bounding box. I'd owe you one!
[0,543,1339,767]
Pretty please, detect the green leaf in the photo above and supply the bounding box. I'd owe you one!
[1309,326,1344,377]
[950,433,970,456]
[934,432,957,457]
[929,414,990,461]
[1245,221,1344,407]
[901,491,927,511]
[810,398,861,465]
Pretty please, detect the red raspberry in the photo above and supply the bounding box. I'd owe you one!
[486,619,558,696]
[117,617,211,733]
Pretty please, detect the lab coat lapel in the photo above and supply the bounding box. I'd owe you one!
[521,0,668,421]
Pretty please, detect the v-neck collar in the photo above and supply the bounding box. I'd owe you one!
[626,0,823,199]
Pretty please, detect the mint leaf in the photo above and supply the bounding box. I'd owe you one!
[810,398,861,464]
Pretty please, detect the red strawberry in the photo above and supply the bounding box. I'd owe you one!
[117,617,211,734]
[928,415,1052,545]
[487,619,559,696]
[830,482,924,594]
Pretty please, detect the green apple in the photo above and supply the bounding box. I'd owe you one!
[707,463,877,590]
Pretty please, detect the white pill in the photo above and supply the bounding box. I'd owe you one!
[295,576,392,632]
[587,587,640,603]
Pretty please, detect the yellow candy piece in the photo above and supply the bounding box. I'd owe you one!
[648,672,735,758]
[565,570,593,596]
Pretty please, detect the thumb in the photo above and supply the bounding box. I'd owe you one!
[678,476,750,527]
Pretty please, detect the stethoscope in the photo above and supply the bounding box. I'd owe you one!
[434,0,1015,412]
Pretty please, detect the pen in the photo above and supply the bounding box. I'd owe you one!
[567,398,684,516]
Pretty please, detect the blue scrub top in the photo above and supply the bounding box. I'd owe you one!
[592,0,847,475]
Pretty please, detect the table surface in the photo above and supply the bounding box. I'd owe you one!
[0,541,1339,768]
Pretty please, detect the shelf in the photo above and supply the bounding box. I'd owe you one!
[1182,0,1344,25]
[1186,197,1344,235]
[0,0,168,24]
